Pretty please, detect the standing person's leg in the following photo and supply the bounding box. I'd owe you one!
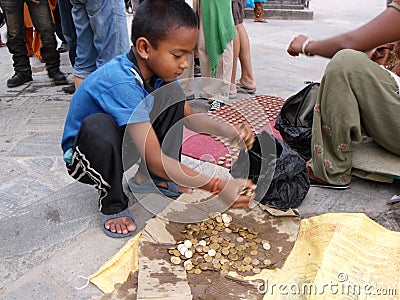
[254,1,267,23]
[197,4,212,78]
[53,2,68,52]
[58,0,77,67]
[1,0,33,87]
[71,0,129,89]
[27,0,67,84]
[230,0,242,98]
[237,23,256,91]
[70,0,97,88]
[310,50,400,186]
[86,0,129,68]
[58,0,77,94]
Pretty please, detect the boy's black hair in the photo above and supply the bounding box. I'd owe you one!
[131,0,198,48]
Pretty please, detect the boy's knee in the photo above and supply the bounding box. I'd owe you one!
[80,113,119,143]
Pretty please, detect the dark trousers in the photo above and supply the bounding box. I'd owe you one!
[68,93,185,215]
[57,0,76,66]
[0,0,60,76]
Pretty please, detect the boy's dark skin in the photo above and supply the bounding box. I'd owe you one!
[104,6,256,236]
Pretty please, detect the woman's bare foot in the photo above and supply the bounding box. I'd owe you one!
[104,216,136,235]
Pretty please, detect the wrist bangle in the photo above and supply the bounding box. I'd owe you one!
[301,38,314,56]
[211,178,221,195]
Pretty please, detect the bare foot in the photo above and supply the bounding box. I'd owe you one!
[104,216,136,235]
[134,172,193,194]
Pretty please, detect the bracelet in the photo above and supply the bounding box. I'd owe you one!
[211,178,221,195]
[301,38,313,56]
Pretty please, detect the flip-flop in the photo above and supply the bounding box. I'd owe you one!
[102,208,138,238]
[128,178,181,198]
[229,90,237,99]
[236,81,256,94]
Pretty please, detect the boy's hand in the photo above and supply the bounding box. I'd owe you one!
[229,123,255,150]
[218,178,256,209]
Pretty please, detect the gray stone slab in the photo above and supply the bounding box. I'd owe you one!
[0,182,99,288]
[0,158,25,184]
[9,131,64,157]
[14,156,75,189]
[0,106,33,133]
[0,175,57,208]
[0,192,23,219]
[0,133,24,157]
[2,277,65,300]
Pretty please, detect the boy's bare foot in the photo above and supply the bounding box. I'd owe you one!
[104,216,136,235]
[134,172,193,194]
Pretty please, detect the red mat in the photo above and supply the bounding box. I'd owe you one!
[182,95,285,168]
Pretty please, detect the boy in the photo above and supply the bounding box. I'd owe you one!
[61,0,256,238]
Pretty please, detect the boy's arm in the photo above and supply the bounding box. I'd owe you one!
[183,102,254,150]
[127,121,255,208]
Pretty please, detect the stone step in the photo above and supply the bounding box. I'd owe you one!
[244,7,313,20]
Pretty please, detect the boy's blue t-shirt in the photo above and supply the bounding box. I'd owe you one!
[61,51,165,158]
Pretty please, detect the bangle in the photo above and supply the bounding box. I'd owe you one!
[301,38,314,56]
[211,178,221,195]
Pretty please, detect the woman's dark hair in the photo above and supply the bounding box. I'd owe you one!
[131,0,198,48]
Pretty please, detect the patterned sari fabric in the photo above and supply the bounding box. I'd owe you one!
[310,50,400,185]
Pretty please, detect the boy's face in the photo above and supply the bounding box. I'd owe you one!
[146,27,198,82]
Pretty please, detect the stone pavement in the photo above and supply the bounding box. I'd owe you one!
[0,1,399,299]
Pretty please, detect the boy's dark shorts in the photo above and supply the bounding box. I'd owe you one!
[232,0,246,25]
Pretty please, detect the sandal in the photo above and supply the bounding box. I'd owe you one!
[128,177,181,198]
[236,81,256,94]
[102,208,138,238]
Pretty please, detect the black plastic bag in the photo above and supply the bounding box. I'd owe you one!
[274,82,319,161]
[230,131,310,210]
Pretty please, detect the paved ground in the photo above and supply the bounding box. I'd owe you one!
[0,0,399,299]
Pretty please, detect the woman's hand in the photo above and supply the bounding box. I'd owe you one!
[218,178,257,209]
[287,34,309,57]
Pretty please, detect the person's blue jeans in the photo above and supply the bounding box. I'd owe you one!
[0,0,60,76]
[58,0,77,67]
[70,0,130,79]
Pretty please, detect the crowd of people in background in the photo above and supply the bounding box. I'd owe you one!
[0,0,266,103]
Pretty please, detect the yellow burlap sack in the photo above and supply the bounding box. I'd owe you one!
[244,213,400,299]
[89,231,142,293]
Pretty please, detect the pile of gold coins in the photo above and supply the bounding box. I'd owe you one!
[168,213,272,275]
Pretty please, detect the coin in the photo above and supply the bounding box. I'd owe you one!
[185,250,193,259]
[262,242,271,250]
[184,240,193,248]
[263,259,272,265]
[208,249,216,257]
[250,250,258,256]
[170,256,181,265]
[210,243,219,250]
[221,248,230,255]
[179,246,188,256]
[243,257,252,265]
[252,267,261,274]
[194,268,202,274]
